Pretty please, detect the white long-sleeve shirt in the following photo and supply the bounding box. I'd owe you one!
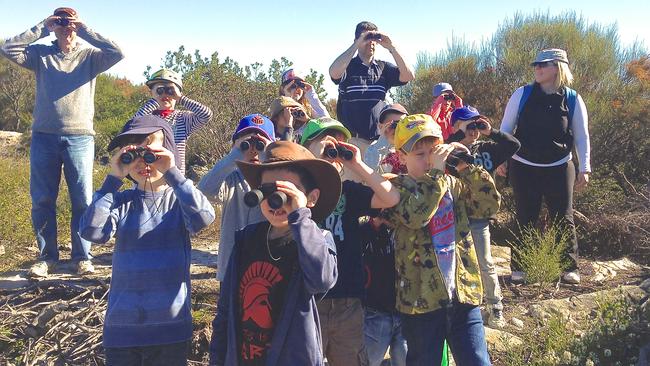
[499,86,591,172]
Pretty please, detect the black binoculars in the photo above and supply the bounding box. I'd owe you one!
[244,183,288,209]
[291,109,306,118]
[324,145,354,161]
[55,17,71,27]
[466,121,489,130]
[240,137,266,152]
[446,149,474,170]
[443,94,456,101]
[294,80,305,88]
[120,147,157,165]
[365,32,382,41]
[155,86,176,96]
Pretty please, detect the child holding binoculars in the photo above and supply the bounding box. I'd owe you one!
[299,117,400,366]
[134,68,213,174]
[198,114,276,281]
[209,140,340,366]
[79,115,215,365]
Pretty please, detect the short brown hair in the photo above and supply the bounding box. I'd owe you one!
[355,21,378,40]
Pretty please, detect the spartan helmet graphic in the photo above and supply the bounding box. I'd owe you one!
[240,261,283,329]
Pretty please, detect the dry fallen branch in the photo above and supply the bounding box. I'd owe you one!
[0,280,109,365]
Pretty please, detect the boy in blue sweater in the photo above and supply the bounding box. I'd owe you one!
[209,141,341,366]
[80,115,215,366]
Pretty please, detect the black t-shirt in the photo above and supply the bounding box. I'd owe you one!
[237,222,296,365]
[320,180,378,299]
[447,129,521,174]
[333,56,406,140]
[361,221,396,313]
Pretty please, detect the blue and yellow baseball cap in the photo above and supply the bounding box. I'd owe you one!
[299,118,352,146]
[394,114,442,152]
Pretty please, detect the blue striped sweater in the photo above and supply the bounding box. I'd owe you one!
[79,167,215,348]
[134,96,213,173]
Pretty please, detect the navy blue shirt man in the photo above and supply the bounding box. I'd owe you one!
[329,21,414,151]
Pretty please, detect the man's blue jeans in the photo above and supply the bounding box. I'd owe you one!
[105,341,189,366]
[30,132,93,262]
[364,307,407,366]
[401,303,491,366]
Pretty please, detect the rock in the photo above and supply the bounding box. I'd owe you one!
[0,273,29,290]
[491,245,511,276]
[534,285,646,322]
[484,326,523,352]
[528,304,550,322]
[511,317,525,329]
[591,258,642,283]
[0,243,5,256]
[640,278,650,293]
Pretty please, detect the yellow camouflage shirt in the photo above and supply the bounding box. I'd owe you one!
[382,166,501,314]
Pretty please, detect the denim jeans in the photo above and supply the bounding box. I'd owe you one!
[30,132,94,262]
[105,340,189,366]
[364,307,407,366]
[469,219,503,309]
[402,304,491,366]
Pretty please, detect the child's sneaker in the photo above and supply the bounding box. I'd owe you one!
[77,260,95,275]
[562,271,580,284]
[488,307,506,328]
[28,260,56,278]
[511,271,526,284]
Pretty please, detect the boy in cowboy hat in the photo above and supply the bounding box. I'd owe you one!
[209,141,342,366]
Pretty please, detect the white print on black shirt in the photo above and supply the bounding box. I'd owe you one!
[324,194,346,241]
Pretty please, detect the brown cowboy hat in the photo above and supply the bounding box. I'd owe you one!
[236,141,341,222]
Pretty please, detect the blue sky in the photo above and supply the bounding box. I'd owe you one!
[2,0,648,97]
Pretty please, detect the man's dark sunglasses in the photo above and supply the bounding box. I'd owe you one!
[155,86,175,96]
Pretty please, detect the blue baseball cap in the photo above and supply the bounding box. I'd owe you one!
[432,82,453,97]
[233,114,276,141]
[107,115,181,166]
[450,106,481,126]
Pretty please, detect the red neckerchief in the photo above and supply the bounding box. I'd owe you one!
[153,109,174,119]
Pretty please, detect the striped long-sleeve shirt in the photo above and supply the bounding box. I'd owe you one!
[134,96,213,173]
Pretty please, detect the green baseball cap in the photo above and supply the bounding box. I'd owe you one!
[299,117,352,146]
[146,68,183,91]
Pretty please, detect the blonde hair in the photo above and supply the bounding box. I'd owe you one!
[556,62,574,88]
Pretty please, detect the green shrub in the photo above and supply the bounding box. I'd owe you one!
[509,223,570,289]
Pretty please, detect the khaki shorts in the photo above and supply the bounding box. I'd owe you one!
[318,297,369,366]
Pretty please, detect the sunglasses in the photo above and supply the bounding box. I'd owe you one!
[533,61,558,68]
[388,120,399,130]
[155,86,175,96]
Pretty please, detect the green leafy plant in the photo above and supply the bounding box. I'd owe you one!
[509,223,570,290]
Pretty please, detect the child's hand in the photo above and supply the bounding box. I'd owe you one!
[147,146,176,173]
[275,180,308,213]
[477,117,492,135]
[429,144,455,171]
[109,145,136,179]
[171,84,182,101]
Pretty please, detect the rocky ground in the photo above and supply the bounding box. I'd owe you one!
[1,240,648,365]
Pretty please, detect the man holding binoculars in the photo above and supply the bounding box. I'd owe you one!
[198,114,276,281]
[1,6,124,277]
[329,21,415,156]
